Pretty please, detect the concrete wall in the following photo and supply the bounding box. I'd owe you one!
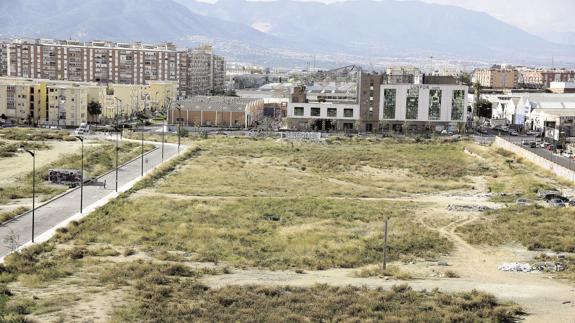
[494,136,575,182]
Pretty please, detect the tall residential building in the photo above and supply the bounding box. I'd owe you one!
[473,66,518,89]
[0,39,225,98]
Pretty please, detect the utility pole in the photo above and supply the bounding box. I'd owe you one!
[75,136,84,213]
[114,97,122,192]
[163,98,171,162]
[175,103,182,154]
[20,147,35,242]
[383,219,388,271]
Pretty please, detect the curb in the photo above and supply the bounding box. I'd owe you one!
[0,143,186,263]
[0,140,160,226]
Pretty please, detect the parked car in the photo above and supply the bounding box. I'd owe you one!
[526,130,540,136]
[510,130,519,136]
[562,151,574,158]
[548,198,566,208]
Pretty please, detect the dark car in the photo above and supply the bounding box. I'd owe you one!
[548,198,566,208]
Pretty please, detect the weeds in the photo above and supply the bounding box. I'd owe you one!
[456,206,575,253]
[113,281,523,322]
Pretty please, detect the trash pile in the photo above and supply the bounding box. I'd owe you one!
[447,204,493,212]
[498,262,567,273]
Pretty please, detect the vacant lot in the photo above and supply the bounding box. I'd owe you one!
[4,136,573,321]
[157,137,484,197]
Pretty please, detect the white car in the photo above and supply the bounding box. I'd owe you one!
[562,151,574,158]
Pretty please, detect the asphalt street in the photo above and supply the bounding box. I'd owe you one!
[0,135,182,258]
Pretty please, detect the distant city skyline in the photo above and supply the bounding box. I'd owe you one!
[197,0,575,36]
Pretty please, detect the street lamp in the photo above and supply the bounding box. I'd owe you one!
[163,97,172,162]
[114,97,122,192]
[74,136,84,213]
[19,146,36,243]
[175,103,182,154]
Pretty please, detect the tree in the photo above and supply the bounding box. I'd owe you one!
[475,99,493,119]
[87,101,102,123]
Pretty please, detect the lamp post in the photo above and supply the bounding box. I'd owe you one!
[163,98,172,162]
[175,103,182,154]
[74,136,84,213]
[20,147,36,243]
[114,97,122,192]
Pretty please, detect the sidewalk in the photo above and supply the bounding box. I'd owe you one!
[0,137,183,259]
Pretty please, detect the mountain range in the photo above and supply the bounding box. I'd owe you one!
[0,0,573,68]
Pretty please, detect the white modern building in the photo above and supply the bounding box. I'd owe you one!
[287,102,360,130]
[379,84,468,130]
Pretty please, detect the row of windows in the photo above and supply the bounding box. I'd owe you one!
[293,107,354,118]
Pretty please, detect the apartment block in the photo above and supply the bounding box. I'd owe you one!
[0,39,225,98]
[0,77,177,126]
[519,69,575,89]
[473,66,518,89]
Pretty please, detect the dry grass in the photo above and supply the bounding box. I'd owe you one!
[456,206,575,253]
[111,275,523,322]
[0,141,153,204]
[55,196,452,270]
[156,137,483,198]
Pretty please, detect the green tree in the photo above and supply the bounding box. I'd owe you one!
[475,99,493,119]
[87,101,102,118]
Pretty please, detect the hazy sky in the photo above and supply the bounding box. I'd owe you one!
[198,0,575,35]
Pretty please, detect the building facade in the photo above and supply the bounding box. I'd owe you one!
[171,96,260,128]
[474,67,518,89]
[379,84,468,131]
[0,77,177,126]
[519,69,575,89]
[0,39,224,98]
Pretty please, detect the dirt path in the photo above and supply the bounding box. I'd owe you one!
[199,183,575,323]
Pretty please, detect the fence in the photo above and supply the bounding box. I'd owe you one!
[494,136,575,182]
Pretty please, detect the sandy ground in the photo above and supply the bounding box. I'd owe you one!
[0,140,83,184]
[10,157,575,322]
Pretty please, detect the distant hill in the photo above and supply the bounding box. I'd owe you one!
[0,0,283,47]
[175,0,574,63]
[0,0,573,67]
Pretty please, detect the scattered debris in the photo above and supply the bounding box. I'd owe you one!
[264,213,281,221]
[447,205,493,212]
[498,262,567,273]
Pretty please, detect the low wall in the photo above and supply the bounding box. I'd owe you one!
[493,137,575,183]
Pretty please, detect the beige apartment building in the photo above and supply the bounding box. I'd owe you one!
[0,77,177,126]
[519,68,575,89]
[473,66,518,89]
[0,39,224,98]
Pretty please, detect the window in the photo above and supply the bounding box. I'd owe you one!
[294,107,304,116]
[311,107,321,117]
[327,108,337,118]
[429,89,442,121]
[344,109,354,118]
[406,86,419,120]
[383,89,396,119]
[451,90,465,121]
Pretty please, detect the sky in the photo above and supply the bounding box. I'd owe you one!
[197,0,575,36]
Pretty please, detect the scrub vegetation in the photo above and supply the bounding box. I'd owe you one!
[0,141,154,205]
[0,136,529,321]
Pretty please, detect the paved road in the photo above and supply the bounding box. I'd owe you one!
[502,136,575,171]
[0,135,182,258]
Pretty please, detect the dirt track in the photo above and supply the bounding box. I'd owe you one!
[199,185,575,323]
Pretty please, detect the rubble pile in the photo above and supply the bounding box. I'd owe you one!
[498,262,567,273]
[447,204,493,212]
